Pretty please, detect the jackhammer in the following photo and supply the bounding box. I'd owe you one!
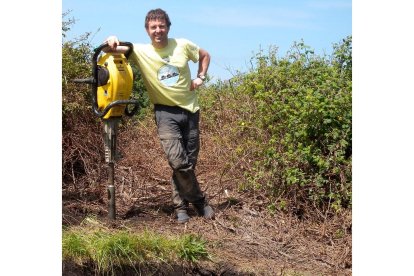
[73,42,139,220]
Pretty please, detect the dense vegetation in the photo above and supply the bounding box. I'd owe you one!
[200,38,352,216]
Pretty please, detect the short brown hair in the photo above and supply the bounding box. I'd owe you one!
[145,8,171,29]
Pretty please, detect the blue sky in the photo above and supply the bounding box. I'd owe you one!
[62,0,351,81]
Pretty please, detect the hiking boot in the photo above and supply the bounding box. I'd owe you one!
[176,209,190,223]
[193,204,215,219]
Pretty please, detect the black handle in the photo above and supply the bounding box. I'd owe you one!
[92,41,134,60]
[93,99,140,118]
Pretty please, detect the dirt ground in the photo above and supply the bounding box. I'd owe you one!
[62,120,352,275]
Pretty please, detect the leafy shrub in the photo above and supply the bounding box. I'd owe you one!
[200,37,352,214]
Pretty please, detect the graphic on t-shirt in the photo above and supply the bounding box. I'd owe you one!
[158,64,179,86]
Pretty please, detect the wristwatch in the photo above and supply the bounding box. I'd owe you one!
[198,74,206,81]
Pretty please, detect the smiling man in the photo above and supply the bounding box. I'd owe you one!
[104,8,213,223]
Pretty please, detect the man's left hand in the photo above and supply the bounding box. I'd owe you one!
[190,78,203,91]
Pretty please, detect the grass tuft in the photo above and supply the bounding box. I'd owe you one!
[62,220,210,274]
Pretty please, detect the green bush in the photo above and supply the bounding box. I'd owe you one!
[200,37,352,214]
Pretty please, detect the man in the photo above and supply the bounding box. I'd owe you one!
[104,8,214,223]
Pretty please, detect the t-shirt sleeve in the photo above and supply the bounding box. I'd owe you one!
[130,43,142,67]
[184,39,200,63]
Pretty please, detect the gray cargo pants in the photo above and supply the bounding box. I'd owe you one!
[154,104,206,211]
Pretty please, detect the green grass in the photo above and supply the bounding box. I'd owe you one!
[62,217,210,274]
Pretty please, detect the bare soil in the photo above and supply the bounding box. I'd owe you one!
[62,119,352,275]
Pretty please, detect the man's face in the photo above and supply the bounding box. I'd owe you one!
[146,19,169,48]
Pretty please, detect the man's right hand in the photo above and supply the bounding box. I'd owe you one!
[105,36,120,51]
[103,36,130,54]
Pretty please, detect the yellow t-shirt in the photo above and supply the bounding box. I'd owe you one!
[130,38,200,113]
